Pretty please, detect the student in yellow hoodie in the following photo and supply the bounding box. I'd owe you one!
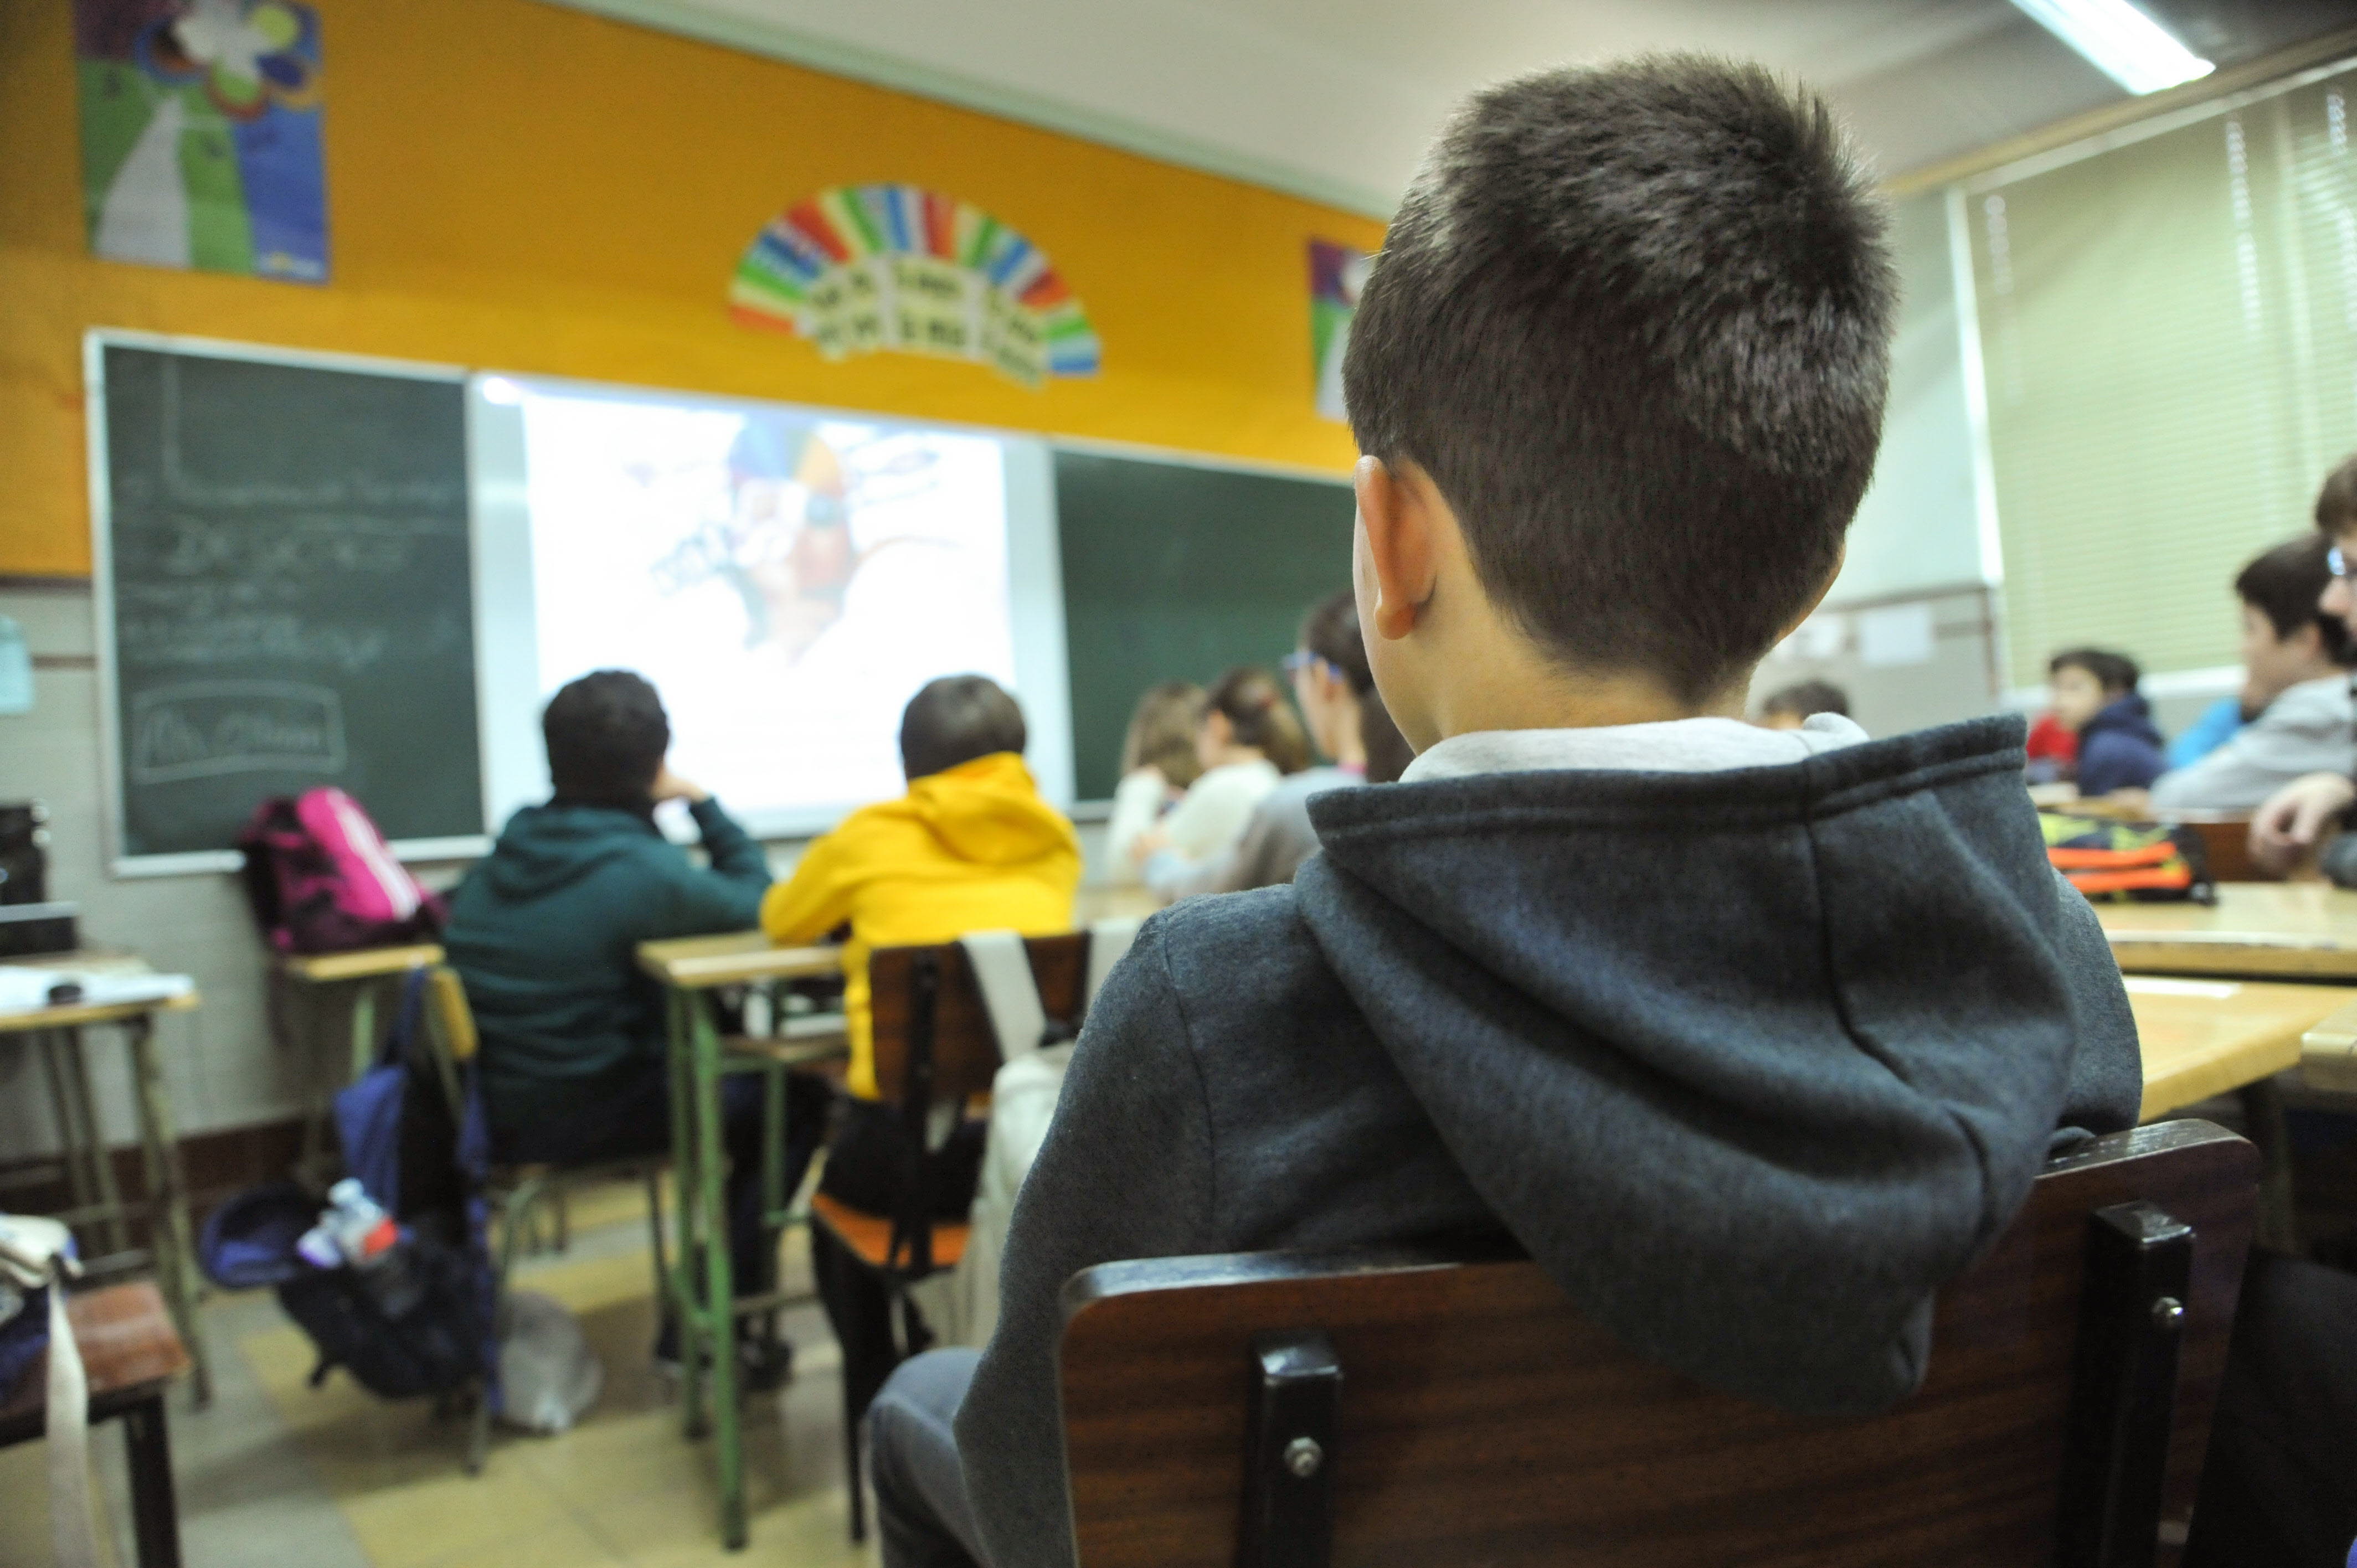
[765,673,1079,1422]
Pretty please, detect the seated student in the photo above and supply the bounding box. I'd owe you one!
[864,59,2140,1568]
[759,676,1080,1396]
[1146,591,1407,898]
[1101,681,1203,883]
[1124,666,1309,875]
[2149,536,2351,811]
[2049,648,2167,796]
[2251,455,2357,872]
[444,670,814,1382]
[1755,677,1850,731]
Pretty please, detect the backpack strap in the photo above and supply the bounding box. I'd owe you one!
[958,931,1048,1062]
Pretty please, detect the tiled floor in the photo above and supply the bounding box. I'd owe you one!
[0,1182,878,1568]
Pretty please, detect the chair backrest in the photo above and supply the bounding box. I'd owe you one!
[868,933,1092,1113]
[2165,814,2265,884]
[1058,1120,2257,1568]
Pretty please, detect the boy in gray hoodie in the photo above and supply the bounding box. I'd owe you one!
[867,57,2143,1568]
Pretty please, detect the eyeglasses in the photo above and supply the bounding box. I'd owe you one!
[1281,651,1325,675]
[2334,546,2354,581]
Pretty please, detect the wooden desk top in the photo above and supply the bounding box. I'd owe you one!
[276,943,445,983]
[637,932,845,989]
[0,951,199,1035]
[0,1281,189,1431]
[2098,883,2357,979]
[2129,977,2349,1120]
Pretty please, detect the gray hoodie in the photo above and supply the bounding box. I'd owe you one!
[954,714,2140,1568]
[2149,673,2355,812]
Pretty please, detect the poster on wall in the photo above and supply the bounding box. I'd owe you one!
[729,184,1100,389]
[1310,239,1369,422]
[74,0,328,283]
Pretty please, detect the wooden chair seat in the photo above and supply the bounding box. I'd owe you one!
[0,1281,189,1427]
[810,1191,968,1271]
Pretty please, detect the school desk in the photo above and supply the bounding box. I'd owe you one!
[2125,973,2352,1255]
[272,942,445,1185]
[2096,881,2357,981]
[0,953,209,1406]
[635,931,847,1550]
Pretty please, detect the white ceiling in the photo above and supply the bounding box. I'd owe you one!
[562,0,2351,213]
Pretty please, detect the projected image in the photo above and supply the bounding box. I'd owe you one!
[516,391,1017,817]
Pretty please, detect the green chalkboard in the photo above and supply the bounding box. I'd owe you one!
[94,341,482,865]
[1056,450,1356,801]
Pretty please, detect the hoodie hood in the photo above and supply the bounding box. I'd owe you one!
[2083,692,2163,747]
[481,802,662,901]
[1294,714,2109,1416]
[902,752,1079,866]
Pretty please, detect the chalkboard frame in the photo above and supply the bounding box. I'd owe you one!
[85,329,488,878]
[1047,435,1358,809]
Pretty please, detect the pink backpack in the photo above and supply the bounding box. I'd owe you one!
[236,788,446,954]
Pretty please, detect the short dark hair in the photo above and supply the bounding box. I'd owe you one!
[2049,648,2141,695]
[543,670,668,807]
[1204,667,1313,775]
[1342,57,1895,704]
[2237,535,2347,660]
[1299,590,1373,695]
[2316,453,2357,536]
[1759,679,1850,720]
[901,675,1027,781]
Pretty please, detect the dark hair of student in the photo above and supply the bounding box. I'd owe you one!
[1118,681,1206,787]
[2049,648,2142,695]
[2315,452,2357,536]
[2236,535,2350,661]
[543,670,671,809]
[1299,590,1374,694]
[1759,679,1850,721]
[1340,58,1895,705]
[1359,695,1414,786]
[1203,666,1313,775]
[900,674,1027,781]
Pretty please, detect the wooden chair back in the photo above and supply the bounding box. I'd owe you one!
[868,933,1092,1112]
[1059,1121,2257,1568]
[2164,814,2265,884]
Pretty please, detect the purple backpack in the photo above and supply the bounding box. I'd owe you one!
[237,788,446,955]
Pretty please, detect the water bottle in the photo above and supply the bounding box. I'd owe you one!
[297,1179,398,1268]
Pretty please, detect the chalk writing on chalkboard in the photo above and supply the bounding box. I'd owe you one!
[129,680,348,785]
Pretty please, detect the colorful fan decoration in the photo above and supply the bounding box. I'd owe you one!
[729,185,1101,389]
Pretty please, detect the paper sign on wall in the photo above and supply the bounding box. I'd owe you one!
[729,185,1100,390]
[1857,604,1937,668]
[74,0,328,283]
[1310,239,1369,422]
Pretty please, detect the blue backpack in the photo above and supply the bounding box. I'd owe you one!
[201,972,497,1403]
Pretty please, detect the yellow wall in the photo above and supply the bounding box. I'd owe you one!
[0,0,1383,576]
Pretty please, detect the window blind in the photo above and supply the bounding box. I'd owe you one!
[1962,59,2357,689]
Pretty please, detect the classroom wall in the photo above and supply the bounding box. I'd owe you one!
[0,0,1382,577]
[1829,193,1989,608]
[0,0,1371,1150]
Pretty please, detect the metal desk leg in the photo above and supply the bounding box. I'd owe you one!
[689,993,746,1550]
[666,988,707,1442]
[349,976,380,1081]
[122,1394,183,1568]
[36,1030,97,1225]
[128,1017,210,1407]
[58,1028,132,1260]
[2240,1076,2300,1255]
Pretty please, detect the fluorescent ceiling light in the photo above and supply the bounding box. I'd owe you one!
[2010,0,2215,95]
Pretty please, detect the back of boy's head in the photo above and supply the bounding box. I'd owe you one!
[544,670,668,808]
[1300,590,1375,695]
[2315,452,2357,537]
[901,674,1026,781]
[2049,648,2141,695]
[1342,56,1895,704]
[1761,679,1850,720]
[1205,666,1313,775]
[2238,534,2348,658]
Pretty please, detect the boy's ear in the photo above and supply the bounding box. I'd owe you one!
[1354,455,1440,641]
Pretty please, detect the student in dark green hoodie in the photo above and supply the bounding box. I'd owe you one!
[444,670,817,1374]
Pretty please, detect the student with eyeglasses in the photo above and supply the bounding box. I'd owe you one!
[2249,456,2357,875]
